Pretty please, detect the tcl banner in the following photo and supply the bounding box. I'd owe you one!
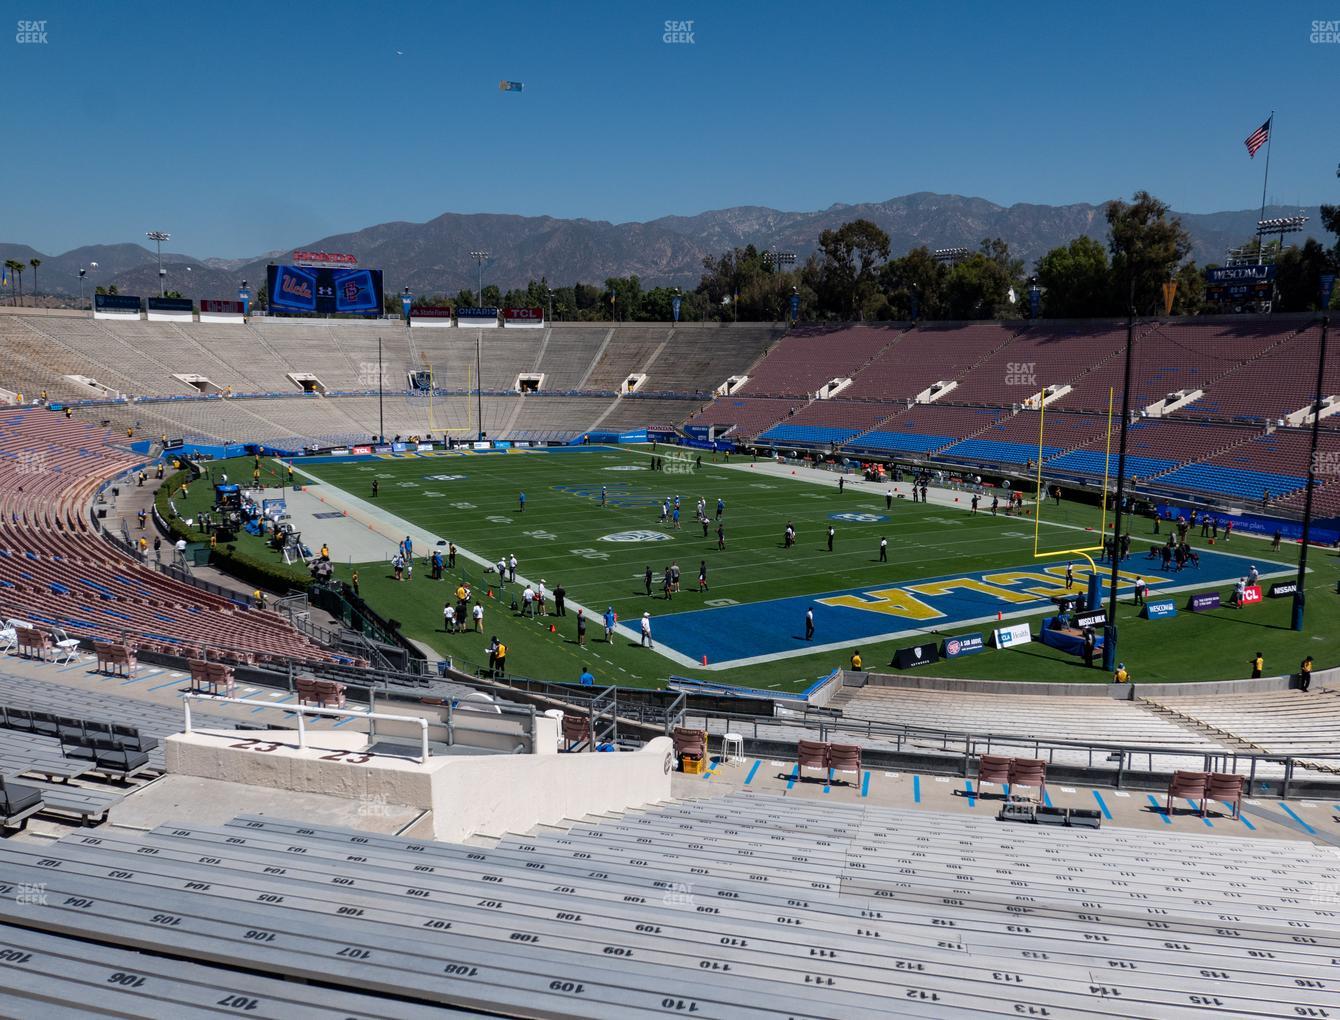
[457,306,500,328]
[503,306,545,328]
[1240,584,1262,605]
[292,250,358,268]
[200,298,245,323]
[200,299,244,314]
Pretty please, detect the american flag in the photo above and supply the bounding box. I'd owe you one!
[1244,117,1271,158]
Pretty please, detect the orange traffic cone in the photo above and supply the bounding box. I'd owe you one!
[996,611,1002,621]
[487,588,494,599]
[701,654,708,666]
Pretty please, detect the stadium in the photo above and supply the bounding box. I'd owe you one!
[2,5,1339,1018]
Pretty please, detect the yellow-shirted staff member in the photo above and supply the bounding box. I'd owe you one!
[1113,662,1130,684]
[850,649,863,671]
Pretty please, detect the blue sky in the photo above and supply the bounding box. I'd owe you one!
[6,1,1336,257]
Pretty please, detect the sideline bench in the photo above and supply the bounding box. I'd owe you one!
[93,641,137,677]
[188,659,236,696]
[296,677,346,709]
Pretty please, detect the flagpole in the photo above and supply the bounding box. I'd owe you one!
[1257,112,1274,265]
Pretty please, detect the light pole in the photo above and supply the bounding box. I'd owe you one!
[1292,302,1330,631]
[1102,278,1138,674]
[1256,215,1307,310]
[469,251,489,306]
[377,336,384,443]
[146,231,170,297]
[763,248,796,321]
[78,268,87,310]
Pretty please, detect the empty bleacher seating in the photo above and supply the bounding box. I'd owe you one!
[0,794,1331,1016]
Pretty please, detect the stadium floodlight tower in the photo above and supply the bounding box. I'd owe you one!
[146,231,170,296]
[469,250,490,306]
[468,251,490,441]
[79,262,96,311]
[933,247,970,265]
[1256,214,1307,264]
[763,249,797,321]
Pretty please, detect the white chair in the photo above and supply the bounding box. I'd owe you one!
[50,628,81,665]
[722,733,745,764]
[0,627,15,655]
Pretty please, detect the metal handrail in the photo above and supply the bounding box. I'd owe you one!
[680,705,1340,795]
[182,692,430,763]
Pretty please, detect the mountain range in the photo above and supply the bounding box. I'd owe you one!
[1,193,1324,301]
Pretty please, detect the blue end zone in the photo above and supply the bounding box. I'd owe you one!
[649,547,1292,668]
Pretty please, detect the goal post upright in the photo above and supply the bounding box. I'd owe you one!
[1030,385,1117,580]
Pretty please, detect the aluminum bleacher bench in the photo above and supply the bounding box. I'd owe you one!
[7,776,118,826]
[0,775,43,832]
[58,732,151,782]
[0,925,455,1020]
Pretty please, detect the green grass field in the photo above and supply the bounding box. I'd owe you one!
[262,445,1340,693]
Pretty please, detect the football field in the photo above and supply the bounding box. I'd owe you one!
[288,445,1334,693]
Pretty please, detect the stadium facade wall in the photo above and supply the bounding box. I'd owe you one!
[166,727,674,842]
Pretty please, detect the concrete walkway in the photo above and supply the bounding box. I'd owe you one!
[674,751,1340,847]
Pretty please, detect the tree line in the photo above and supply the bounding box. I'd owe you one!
[405,192,1340,322]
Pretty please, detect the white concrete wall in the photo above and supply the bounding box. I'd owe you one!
[165,729,436,808]
[165,728,672,843]
[428,736,674,843]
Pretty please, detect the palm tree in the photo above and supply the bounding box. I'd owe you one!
[3,260,21,306]
[13,262,23,305]
[28,258,40,302]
